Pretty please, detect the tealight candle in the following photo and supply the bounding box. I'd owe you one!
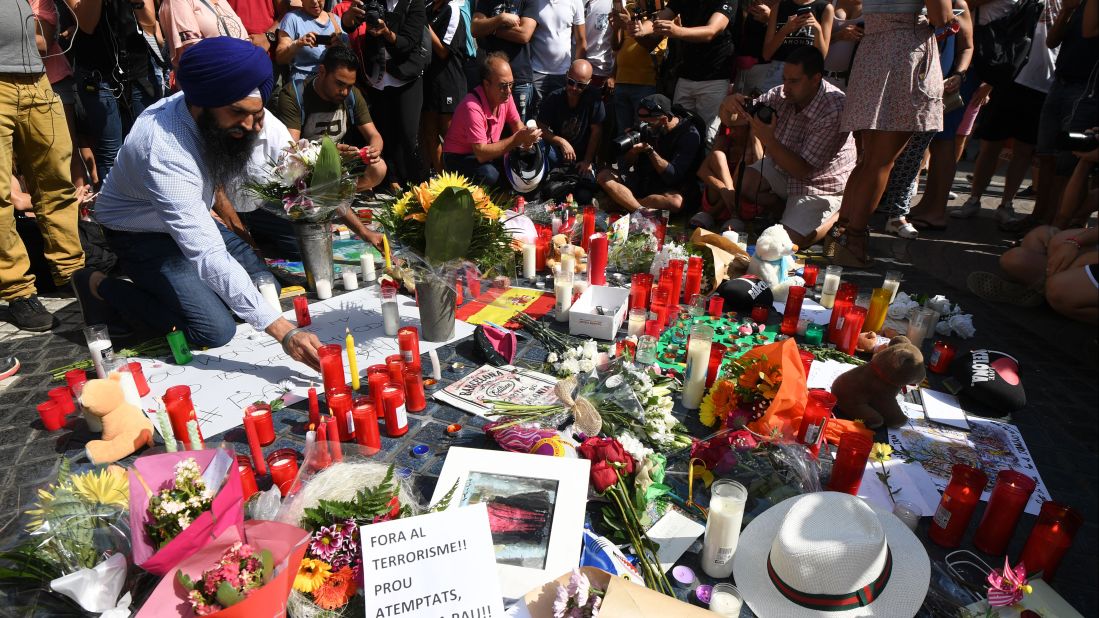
[708,583,744,617]
[361,253,377,282]
[627,308,647,337]
[315,278,333,300]
[682,323,714,409]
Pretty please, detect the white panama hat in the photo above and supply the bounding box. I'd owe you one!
[732,492,930,617]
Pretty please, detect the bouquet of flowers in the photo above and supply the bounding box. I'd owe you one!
[608,232,658,275]
[177,541,274,615]
[698,353,783,430]
[246,137,361,223]
[146,457,214,549]
[551,569,604,617]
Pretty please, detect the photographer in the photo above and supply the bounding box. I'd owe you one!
[275,0,345,90]
[722,46,854,248]
[334,0,428,184]
[472,0,538,120]
[596,94,704,213]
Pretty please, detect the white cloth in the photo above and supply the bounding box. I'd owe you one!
[584,0,615,77]
[530,0,585,75]
[1014,0,1061,93]
[231,113,294,213]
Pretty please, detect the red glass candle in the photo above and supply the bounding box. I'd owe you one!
[236,455,259,501]
[266,448,300,496]
[1019,501,1083,581]
[244,403,276,445]
[327,389,355,442]
[125,362,150,397]
[366,363,388,376]
[973,470,1037,556]
[682,256,703,303]
[835,306,868,355]
[781,286,806,335]
[164,385,202,449]
[705,343,727,387]
[404,368,427,412]
[325,416,344,462]
[65,369,88,398]
[48,386,76,415]
[654,216,667,250]
[751,305,769,324]
[802,263,819,287]
[797,390,836,458]
[241,412,267,476]
[37,400,65,431]
[589,233,608,285]
[798,349,815,377]
[535,233,550,271]
[708,295,724,318]
[650,287,669,326]
[385,354,406,385]
[317,344,345,395]
[667,260,685,316]
[293,296,312,327]
[397,326,421,368]
[644,319,661,338]
[581,206,595,252]
[827,431,872,495]
[630,273,652,312]
[827,282,859,343]
[929,464,989,548]
[308,387,320,429]
[368,371,389,419]
[352,404,381,456]
[928,341,957,374]
[382,382,408,437]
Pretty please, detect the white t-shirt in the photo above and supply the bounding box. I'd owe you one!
[232,113,295,213]
[584,0,615,77]
[531,0,586,75]
[976,0,1017,25]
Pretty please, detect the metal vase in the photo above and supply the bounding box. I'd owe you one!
[292,221,334,295]
[415,278,456,342]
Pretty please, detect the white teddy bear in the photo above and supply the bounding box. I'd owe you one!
[747,224,804,301]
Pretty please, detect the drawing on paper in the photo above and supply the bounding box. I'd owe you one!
[460,471,558,569]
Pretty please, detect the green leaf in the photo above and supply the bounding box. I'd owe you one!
[310,136,342,192]
[215,580,245,607]
[177,570,195,591]
[424,187,476,265]
[430,480,459,513]
[260,549,274,583]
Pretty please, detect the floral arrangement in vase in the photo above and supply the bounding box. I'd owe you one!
[146,457,213,549]
[177,541,274,615]
[699,354,783,429]
[246,136,362,222]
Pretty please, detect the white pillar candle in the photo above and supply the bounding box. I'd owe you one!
[428,349,442,381]
[721,230,739,245]
[883,270,903,303]
[701,480,748,578]
[560,248,576,275]
[708,584,744,617]
[361,254,377,282]
[259,282,281,313]
[88,339,113,379]
[682,323,714,409]
[627,308,647,337]
[551,215,562,234]
[818,265,842,309]
[315,278,333,300]
[342,268,359,291]
[381,288,400,336]
[522,242,537,279]
[555,271,574,323]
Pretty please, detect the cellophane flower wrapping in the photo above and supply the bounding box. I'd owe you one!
[246,138,358,223]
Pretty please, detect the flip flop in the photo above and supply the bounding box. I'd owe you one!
[910,218,948,231]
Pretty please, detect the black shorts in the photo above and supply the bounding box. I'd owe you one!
[423,68,467,114]
[974,81,1046,145]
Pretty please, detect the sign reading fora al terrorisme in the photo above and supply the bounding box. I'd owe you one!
[360,503,506,618]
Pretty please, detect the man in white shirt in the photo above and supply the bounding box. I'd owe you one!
[529,0,587,112]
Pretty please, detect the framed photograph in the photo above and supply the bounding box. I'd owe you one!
[430,447,591,599]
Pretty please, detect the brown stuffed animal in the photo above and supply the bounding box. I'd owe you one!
[831,336,926,429]
[80,374,154,464]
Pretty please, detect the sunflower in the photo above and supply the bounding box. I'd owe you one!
[426,170,471,196]
[312,566,357,610]
[24,486,61,532]
[293,558,332,594]
[70,467,129,508]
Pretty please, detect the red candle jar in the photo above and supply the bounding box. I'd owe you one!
[382,382,408,437]
[973,470,1037,556]
[404,368,427,412]
[317,344,345,395]
[124,362,150,396]
[163,385,202,449]
[325,416,344,462]
[535,233,550,271]
[266,448,300,496]
[650,287,669,324]
[64,369,88,398]
[667,260,685,316]
[644,319,661,338]
[928,341,957,374]
[48,386,76,415]
[929,464,989,548]
[835,306,868,355]
[827,282,859,343]
[244,403,276,445]
[802,263,819,287]
[1019,501,1083,581]
[366,363,388,377]
[705,343,727,387]
[327,389,355,442]
[37,400,65,431]
[751,305,769,324]
[797,390,836,458]
[397,327,421,368]
[798,349,815,377]
[385,355,406,385]
[308,387,320,429]
[781,286,806,335]
[581,206,595,252]
[367,371,389,419]
[236,455,259,501]
[293,296,312,327]
[827,431,872,495]
[630,273,653,312]
[683,256,703,303]
[589,233,609,285]
[708,295,724,318]
[352,403,381,456]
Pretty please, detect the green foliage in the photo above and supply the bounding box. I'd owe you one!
[310,137,342,192]
[300,465,411,531]
[425,187,476,265]
[429,481,459,513]
[216,580,246,607]
[260,549,274,581]
[178,570,196,591]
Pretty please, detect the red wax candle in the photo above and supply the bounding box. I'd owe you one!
[705,343,727,387]
[325,416,344,462]
[236,455,259,501]
[973,470,1037,556]
[1019,501,1083,581]
[667,259,685,316]
[318,344,345,395]
[682,256,703,303]
[827,282,859,344]
[654,216,667,249]
[835,306,868,355]
[368,371,389,419]
[802,263,819,287]
[928,341,957,374]
[631,273,652,312]
[244,403,276,445]
[118,362,150,397]
[751,305,769,324]
[65,369,88,397]
[798,349,815,377]
[536,233,550,271]
[404,368,427,412]
[827,431,872,495]
[781,286,806,335]
[242,412,268,476]
[164,385,202,449]
[327,389,355,442]
[929,464,988,548]
[382,383,408,437]
[48,386,76,415]
[797,390,836,458]
[308,387,320,429]
[398,326,421,368]
[313,422,332,470]
[352,404,381,456]
[266,448,300,496]
[644,319,661,337]
[385,355,406,385]
[293,296,312,327]
[650,287,669,324]
[589,233,608,286]
[581,206,595,252]
[37,400,65,431]
[708,295,724,318]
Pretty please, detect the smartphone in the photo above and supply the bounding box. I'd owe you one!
[795,5,813,16]
[314,33,333,45]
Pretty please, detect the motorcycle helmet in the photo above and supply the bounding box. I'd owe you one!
[504,140,545,194]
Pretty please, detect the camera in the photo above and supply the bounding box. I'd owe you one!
[491,0,518,16]
[314,33,332,45]
[363,0,385,27]
[1057,131,1099,152]
[743,98,776,124]
[614,123,660,153]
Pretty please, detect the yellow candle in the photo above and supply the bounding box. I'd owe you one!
[864,288,892,334]
[382,234,392,270]
[345,328,360,390]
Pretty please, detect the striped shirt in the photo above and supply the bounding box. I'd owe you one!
[94,92,282,331]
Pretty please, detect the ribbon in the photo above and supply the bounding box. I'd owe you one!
[555,376,602,435]
[767,547,893,612]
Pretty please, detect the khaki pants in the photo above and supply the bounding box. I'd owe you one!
[0,73,83,300]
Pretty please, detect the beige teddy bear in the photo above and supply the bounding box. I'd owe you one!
[80,375,154,464]
[831,336,926,429]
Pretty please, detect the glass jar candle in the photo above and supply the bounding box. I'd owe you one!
[929,464,988,548]
[397,326,421,368]
[835,306,868,355]
[781,285,806,335]
[700,480,748,578]
[819,265,843,309]
[906,307,936,348]
[972,470,1037,556]
[681,323,714,409]
[882,270,903,303]
[380,286,400,336]
[709,583,744,617]
[236,455,259,501]
[1019,501,1083,581]
[327,388,355,442]
[802,263,819,288]
[708,295,724,318]
[635,335,658,365]
[627,307,647,337]
[864,287,892,333]
[403,368,427,412]
[827,431,872,495]
[705,343,727,387]
[928,341,956,374]
[352,402,381,456]
[244,402,276,445]
[382,383,408,437]
[797,390,836,458]
[827,282,859,343]
[554,269,574,322]
[318,343,346,395]
[83,324,114,378]
[163,385,201,449]
[683,256,703,303]
[266,448,300,496]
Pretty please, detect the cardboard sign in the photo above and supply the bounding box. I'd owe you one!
[360,503,506,618]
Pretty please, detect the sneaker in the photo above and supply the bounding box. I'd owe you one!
[995,202,1015,226]
[950,197,982,219]
[1017,185,1035,198]
[947,191,959,200]
[7,295,54,332]
[885,217,919,239]
[71,268,114,327]
[0,356,19,382]
[967,272,1044,307]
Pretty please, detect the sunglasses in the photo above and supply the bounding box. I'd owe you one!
[496,81,515,92]
[565,76,590,89]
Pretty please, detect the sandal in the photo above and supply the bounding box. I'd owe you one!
[966,272,1044,307]
[826,227,873,268]
[885,217,919,239]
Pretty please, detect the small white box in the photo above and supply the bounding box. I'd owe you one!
[569,285,629,340]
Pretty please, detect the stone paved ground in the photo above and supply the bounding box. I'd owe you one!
[0,160,1095,616]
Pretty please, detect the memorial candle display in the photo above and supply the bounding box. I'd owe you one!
[835,306,868,355]
[342,267,359,291]
[328,389,355,442]
[929,464,988,548]
[345,329,360,391]
[682,323,714,409]
[398,326,421,367]
[266,449,300,496]
[708,295,724,318]
[255,272,281,313]
[315,278,333,300]
[236,455,259,501]
[588,233,608,285]
[308,386,320,428]
[630,273,652,312]
[682,256,703,303]
[381,383,408,437]
[361,253,377,282]
[380,286,400,336]
[827,282,859,344]
[709,584,744,617]
[802,263,819,288]
[522,242,537,279]
[819,265,843,308]
[164,385,203,450]
[317,344,345,395]
[827,431,872,495]
[581,206,595,252]
[797,390,836,458]
[554,269,574,322]
[241,411,267,476]
[166,327,193,365]
[244,403,276,445]
[48,386,75,415]
[972,470,1037,556]
[352,403,381,455]
[403,368,427,412]
[83,324,114,378]
[780,285,806,335]
[701,480,748,578]
[1019,501,1083,581]
[882,270,903,303]
[864,287,892,333]
[627,308,647,337]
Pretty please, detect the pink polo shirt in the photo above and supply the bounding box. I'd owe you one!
[442,85,521,156]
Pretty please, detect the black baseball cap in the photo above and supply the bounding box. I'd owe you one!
[638,94,673,118]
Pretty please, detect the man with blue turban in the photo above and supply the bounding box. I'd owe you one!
[71,38,323,370]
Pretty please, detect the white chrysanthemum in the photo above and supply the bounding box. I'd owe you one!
[546,352,559,363]
[618,432,653,462]
[564,347,580,360]
[560,359,580,375]
[582,340,599,359]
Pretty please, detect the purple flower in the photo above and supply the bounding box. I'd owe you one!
[310,524,343,561]
[552,582,570,618]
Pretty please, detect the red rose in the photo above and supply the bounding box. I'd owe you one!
[578,437,636,476]
[589,460,620,493]
[690,431,758,472]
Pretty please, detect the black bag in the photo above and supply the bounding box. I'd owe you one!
[389,26,432,81]
[972,0,1044,86]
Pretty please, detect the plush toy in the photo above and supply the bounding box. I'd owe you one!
[831,336,926,429]
[747,224,804,301]
[80,374,154,464]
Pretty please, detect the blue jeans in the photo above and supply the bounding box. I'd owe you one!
[99,223,276,348]
[512,81,535,122]
[243,209,301,260]
[76,70,125,183]
[443,152,503,188]
[613,83,657,136]
[532,72,566,114]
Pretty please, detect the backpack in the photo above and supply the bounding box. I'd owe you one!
[972,0,1044,87]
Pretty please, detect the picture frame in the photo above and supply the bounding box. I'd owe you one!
[429,447,591,599]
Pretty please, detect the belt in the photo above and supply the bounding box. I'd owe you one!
[824,70,849,79]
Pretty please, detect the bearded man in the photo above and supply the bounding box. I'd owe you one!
[72,37,323,369]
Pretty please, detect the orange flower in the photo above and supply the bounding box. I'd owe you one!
[404,212,427,222]
[313,566,357,610]
[413,183,433,211]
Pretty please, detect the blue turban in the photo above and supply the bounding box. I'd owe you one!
[177,38,274,108]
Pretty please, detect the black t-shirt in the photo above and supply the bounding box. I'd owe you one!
[426,1,469,103]
[275,78,374,142]
[537,87,606,154]
[771,0,828,62]
[68,1,149,81]
[667,0,739,81]
[625,114,704,189]
[1054,0,1099,84]
[475,0,537,83]
[735,4,770,61]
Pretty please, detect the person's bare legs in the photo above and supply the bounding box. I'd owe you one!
[999,225,1055,285]
[909,139,958,228]
[1046,256,1099,323]
[638,192,685,212]
[1000,141,1034,206]
[965,139,1003,202]
[597,169,645,212]
[699,149,736,208]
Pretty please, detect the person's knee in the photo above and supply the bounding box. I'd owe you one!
[998,248,1031,280]
[596,168,617,187]
[187,314,237,349]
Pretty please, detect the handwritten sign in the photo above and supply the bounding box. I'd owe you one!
[361,503,505,618]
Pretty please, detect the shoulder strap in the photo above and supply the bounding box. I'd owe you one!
[292,80,305,128]
[346,87,358,125]
[194,0,232,36]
